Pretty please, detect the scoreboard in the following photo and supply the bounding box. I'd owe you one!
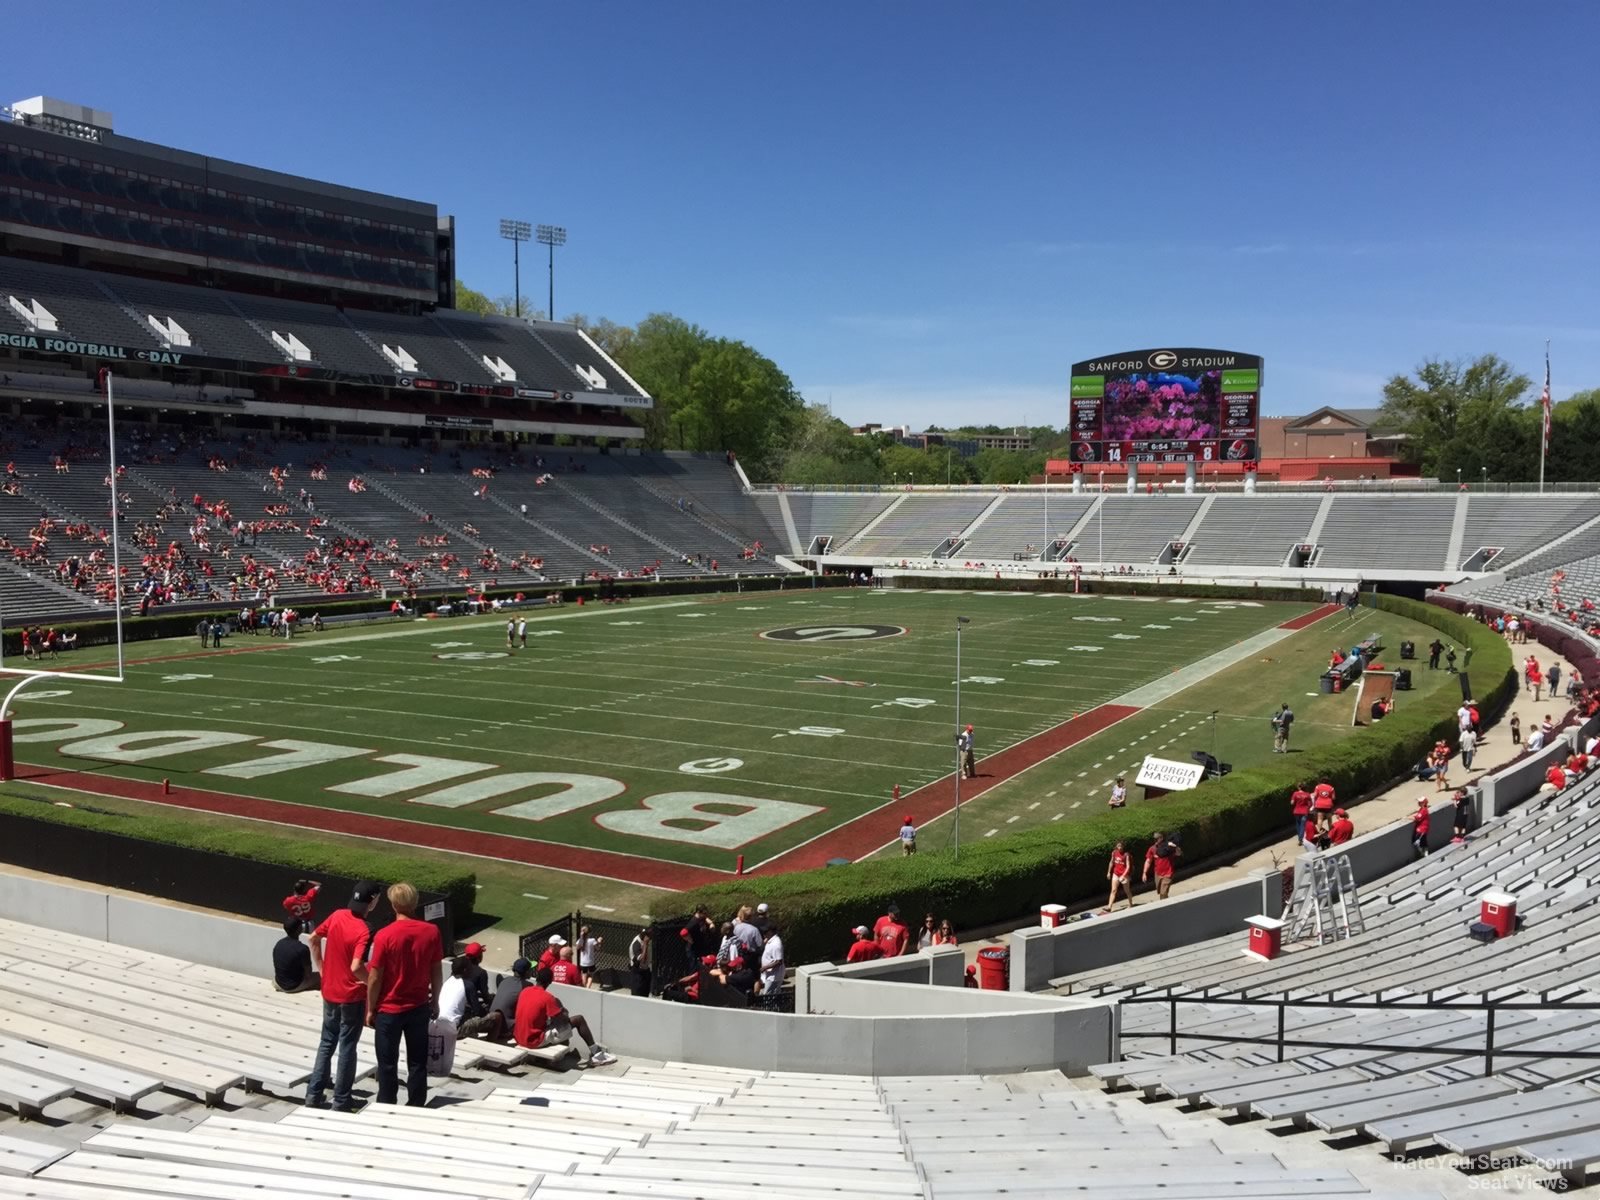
[1069,348,1262,466]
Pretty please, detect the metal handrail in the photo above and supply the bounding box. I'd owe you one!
[1119,992,1600,1076]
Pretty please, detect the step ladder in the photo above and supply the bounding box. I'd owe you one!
[1286,853,1366,945]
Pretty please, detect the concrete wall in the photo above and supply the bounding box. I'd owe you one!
[549,978,1118,1076]
[1008,868,1282,992]
[0,870,277,976]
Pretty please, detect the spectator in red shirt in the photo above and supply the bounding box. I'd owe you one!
[515,965,615,1066]
[1546,764,1569,792]
[538,934,567,973]
[549,946,583,987]
[1328,809,1355,846]
[365,882,444,1107]
[1105,840,1134,912]
[845,925,883,963]
[282,878,321,934]
[1290,784,1313,844]
[1142,831,1181,899]
[1411,799,1432,859]
[875,906,910,957]
[1311,779,1336,835]
[305,880,380,1112]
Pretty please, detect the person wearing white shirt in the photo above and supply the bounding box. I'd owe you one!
[759,925,785,994]
[438,957,469,1029]
[575,926,602,988]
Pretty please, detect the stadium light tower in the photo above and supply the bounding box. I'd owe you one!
[499,219,532,319]
[536,224,567,321]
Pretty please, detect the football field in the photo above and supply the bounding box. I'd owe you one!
[0,587,1373,895]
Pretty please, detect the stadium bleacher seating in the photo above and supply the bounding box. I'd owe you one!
[956,493,1095,559]
[1052,765,1600,1179]
[1183,495,1324,567]
[1314,496,1458,571]
[0,904,1472,1196]
[841,494,997,557]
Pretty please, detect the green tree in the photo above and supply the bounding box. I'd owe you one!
[611,313,710,451]
[453,281,526,318]
[1378,354,1533,477]
[681,339,803,475]
[1549,389,1600,482]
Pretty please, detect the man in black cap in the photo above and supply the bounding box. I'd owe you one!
[467,956,531,1043]
[305,880,380,1111]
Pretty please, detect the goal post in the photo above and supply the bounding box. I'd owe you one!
[0,369,128,778]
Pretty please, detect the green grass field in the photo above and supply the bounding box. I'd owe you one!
[1,587,1466,933]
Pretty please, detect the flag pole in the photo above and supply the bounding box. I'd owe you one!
[1539,340,1551,495]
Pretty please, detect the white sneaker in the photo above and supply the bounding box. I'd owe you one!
[588,1049,617,1067]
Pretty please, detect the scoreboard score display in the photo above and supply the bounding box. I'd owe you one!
[1069,348,1262,466]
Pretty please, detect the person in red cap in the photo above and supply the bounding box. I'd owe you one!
[459,941,491,1022]
[963,964,979,989]
[898,814,917,856]
[846,925,883,963]
[1328,809,1355,846]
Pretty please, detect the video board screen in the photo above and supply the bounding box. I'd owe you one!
[1069,349,1262,465]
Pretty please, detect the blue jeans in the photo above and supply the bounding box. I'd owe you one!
[373,1005,430,1106]
[1295,814,1308,843]
[306,999,364,1108]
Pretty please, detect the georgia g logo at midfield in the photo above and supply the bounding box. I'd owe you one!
[760,624,907,643]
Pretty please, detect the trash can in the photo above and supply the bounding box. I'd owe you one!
[1040,904,1068,929]
[1319,673,1335,694]
[1395,668,1413,691]
[1245,915,1284,960]
[976,947,1010,991]
[1400,640,1415,660]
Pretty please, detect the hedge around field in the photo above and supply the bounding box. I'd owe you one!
[654,594,1515,967]
[0,793,478,920]
[1,571,849,656]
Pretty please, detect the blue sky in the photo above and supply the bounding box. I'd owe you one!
[21,2,1599,427]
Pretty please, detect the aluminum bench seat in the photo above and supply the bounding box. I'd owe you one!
[282,1105,647,1151]
[1363,1081,1594,1153]
[38,1152,477,1200]
[76,1129,527,1198]
[197,1113,590,1175]
[0,1131,72,1178]
[1304,1075,1515,1134]
[1433,1098,1600,1157]
[0,1008,242,1104]
[0,1035,164,1112]
[1514,1129,1600,1187]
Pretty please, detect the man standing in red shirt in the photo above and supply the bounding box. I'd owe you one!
[365,882,444,1107]
[305,880,380,1112]
[1142,831,1180,900]
[876,907,910,957]
[846,925,883,963]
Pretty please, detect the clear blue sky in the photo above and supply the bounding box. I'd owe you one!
[21,2,1599,428]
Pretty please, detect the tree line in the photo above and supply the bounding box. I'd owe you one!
[456,283,1599,484]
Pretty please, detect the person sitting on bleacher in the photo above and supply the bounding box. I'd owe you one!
[273,917,319,994]
[466,957,530,1043]
[459,941,491,1020]
[439,955,471,1030]
[514,965,616,1066]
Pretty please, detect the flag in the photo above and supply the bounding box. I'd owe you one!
[1541,347,1552,456]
